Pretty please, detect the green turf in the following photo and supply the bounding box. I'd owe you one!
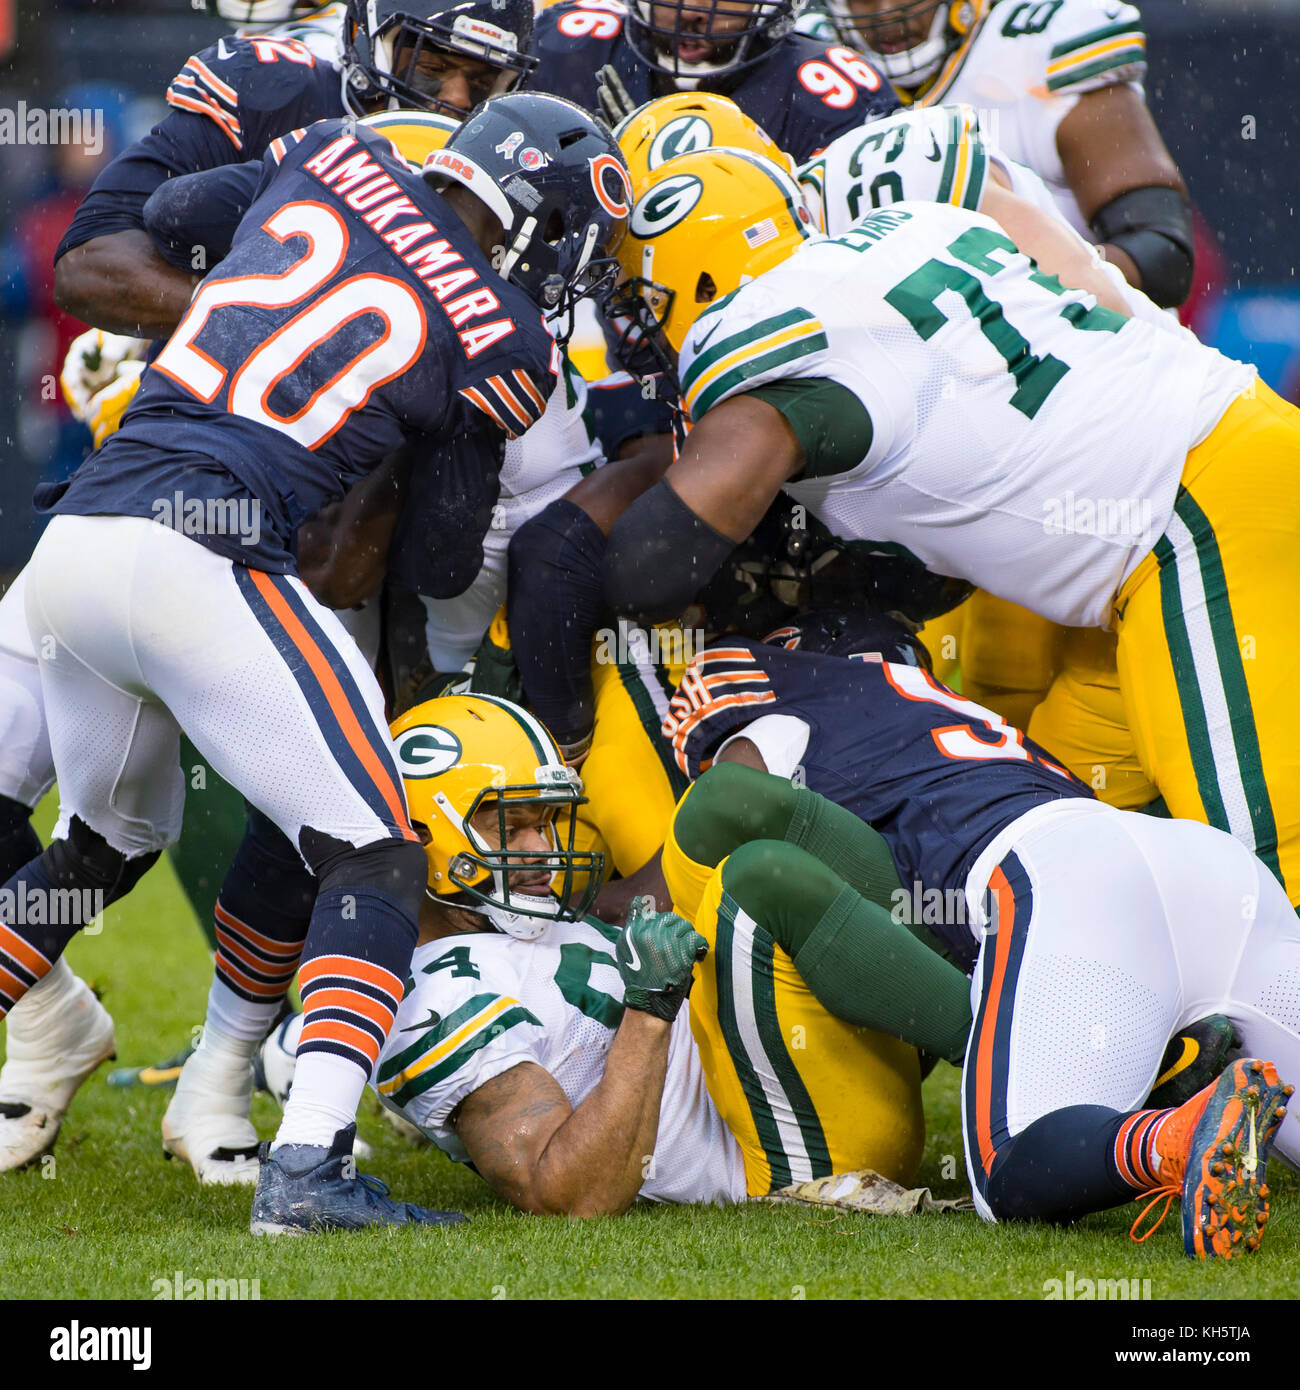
[1,795,1297,1300]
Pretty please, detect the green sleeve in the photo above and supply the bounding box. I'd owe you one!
[745,377,874,479]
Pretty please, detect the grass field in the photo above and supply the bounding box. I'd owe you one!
[2,796,1297,1302]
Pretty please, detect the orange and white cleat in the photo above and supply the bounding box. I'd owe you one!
[1136,1058,1292,1260]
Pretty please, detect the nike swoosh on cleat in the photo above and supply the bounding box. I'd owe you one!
[1154,1035,1199,1089]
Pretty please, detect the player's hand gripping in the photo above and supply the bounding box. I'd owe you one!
[60,328,148,447]
[616,895,707,1023]
[596,64,638,127]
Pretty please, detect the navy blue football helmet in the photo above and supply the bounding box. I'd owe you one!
[341,0,537,118]
[626,0,803,87]
[425,92,633,338]
[765,607,932,668]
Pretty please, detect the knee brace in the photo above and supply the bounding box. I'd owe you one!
[45,816,160,905]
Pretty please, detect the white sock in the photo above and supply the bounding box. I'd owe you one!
[203,973,284,1045]
[272,1051,364,1151]
[6,955,78,1025]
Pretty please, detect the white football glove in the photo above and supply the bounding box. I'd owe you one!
[60,328,148,420]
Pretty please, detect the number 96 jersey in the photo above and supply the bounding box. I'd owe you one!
[678,200,1253,628]
[374,920,746,1204]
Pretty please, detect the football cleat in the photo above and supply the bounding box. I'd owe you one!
[161,1047,262,1186]
[249,1124,466,1235]
[1147,1014,1241,1110]
[1135,1058,1292,1259]
[0,972,116,1172]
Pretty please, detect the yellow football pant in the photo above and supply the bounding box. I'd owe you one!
[572,622,690,880]
[1115,382,1300,902]
[680,861,924,1195]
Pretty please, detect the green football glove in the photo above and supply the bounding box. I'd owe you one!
[616,896,708,1023]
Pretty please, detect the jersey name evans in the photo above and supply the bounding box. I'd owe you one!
[302,133,514,359]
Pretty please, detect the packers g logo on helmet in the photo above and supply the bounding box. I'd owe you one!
[629,174,705,239]
[614,147,815,357]
[615,93,795,198]
[388,693,603,938]
[392,724,462,778]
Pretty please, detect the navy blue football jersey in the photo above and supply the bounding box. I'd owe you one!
[664,634,1091,965]
[41,120,558,574]
[57,33,344,260]
[528,0,898,163]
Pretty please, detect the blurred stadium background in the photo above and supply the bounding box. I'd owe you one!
[0,0,1296,573]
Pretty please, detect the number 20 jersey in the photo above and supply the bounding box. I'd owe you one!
[677,201,1254,628]
[374,921,746,1204]
[46,120,557,573]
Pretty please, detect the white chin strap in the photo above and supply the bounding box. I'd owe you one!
[464,898,558,941]
[862,6,950,87]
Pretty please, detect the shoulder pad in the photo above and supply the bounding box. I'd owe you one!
[166,35,341,155]
[993,0,1145,95]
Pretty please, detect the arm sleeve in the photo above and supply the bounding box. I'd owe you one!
[142,160,266,272]
[507,498,607,744]
[56,107,244,261]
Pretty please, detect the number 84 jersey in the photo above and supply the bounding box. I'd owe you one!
[373,919,746,1205]
[678,200,1253,628]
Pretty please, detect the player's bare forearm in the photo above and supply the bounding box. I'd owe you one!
[563,434,674,534]
[54,230,199,339]
[453,1012,671,1217]
[980,182,1130,318]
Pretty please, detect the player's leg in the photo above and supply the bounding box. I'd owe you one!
[962,801,1291,1258]
[685,846,925,1193]
[1027,627,1158,810]
[128,538,456,1229]
[0,568,120,1168]
[162,806,315,1183]
[1115,381,1300,903]
[664,767,972,1063]
[579,623,691,878]
[959,591,1064,731]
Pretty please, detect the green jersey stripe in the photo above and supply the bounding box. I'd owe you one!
[1046,46,1145,91]
[716,891,792,1189]
[385,1004,542,1108]
[1154,531,1230,835]
[691,331,829,418]
[749,929,832,1183]
[1172,489,1283,884]
[934,108,962,205]
[1049,20,1145,60]
[962,135,987,211]
[376,991,501,1083]
[682,307,821,396]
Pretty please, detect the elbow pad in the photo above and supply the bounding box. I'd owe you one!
[604,478,737,623]
[1089,185,1195,309]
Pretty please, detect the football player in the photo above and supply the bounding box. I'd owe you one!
[197,0,349,59]
[528,0,898,166]
[604,150,1300,910]
[0,0,542,1167]
[273,692,924,1210]
[0,95,630,1232]
[813,0,1194,787]
[659,614,1299,1259]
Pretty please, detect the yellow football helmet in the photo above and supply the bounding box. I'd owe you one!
[389,693,603,939]
[356,108,459,171]
[611,147,816,367]
[614,93,795,196]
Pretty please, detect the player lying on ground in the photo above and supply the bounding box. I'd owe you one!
[604,149,1300,911]
[0,95,631,1233]
[659,610,1300,1259]
[275,692,925,1209]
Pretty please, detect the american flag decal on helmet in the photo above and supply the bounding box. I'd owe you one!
[743,217,778,249]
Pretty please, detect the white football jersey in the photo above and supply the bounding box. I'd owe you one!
[420,353,605,671]
[796,103,1184,334]
[678,201,1253,628]
[373,921,747,1205]
[909,0,1148,235]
